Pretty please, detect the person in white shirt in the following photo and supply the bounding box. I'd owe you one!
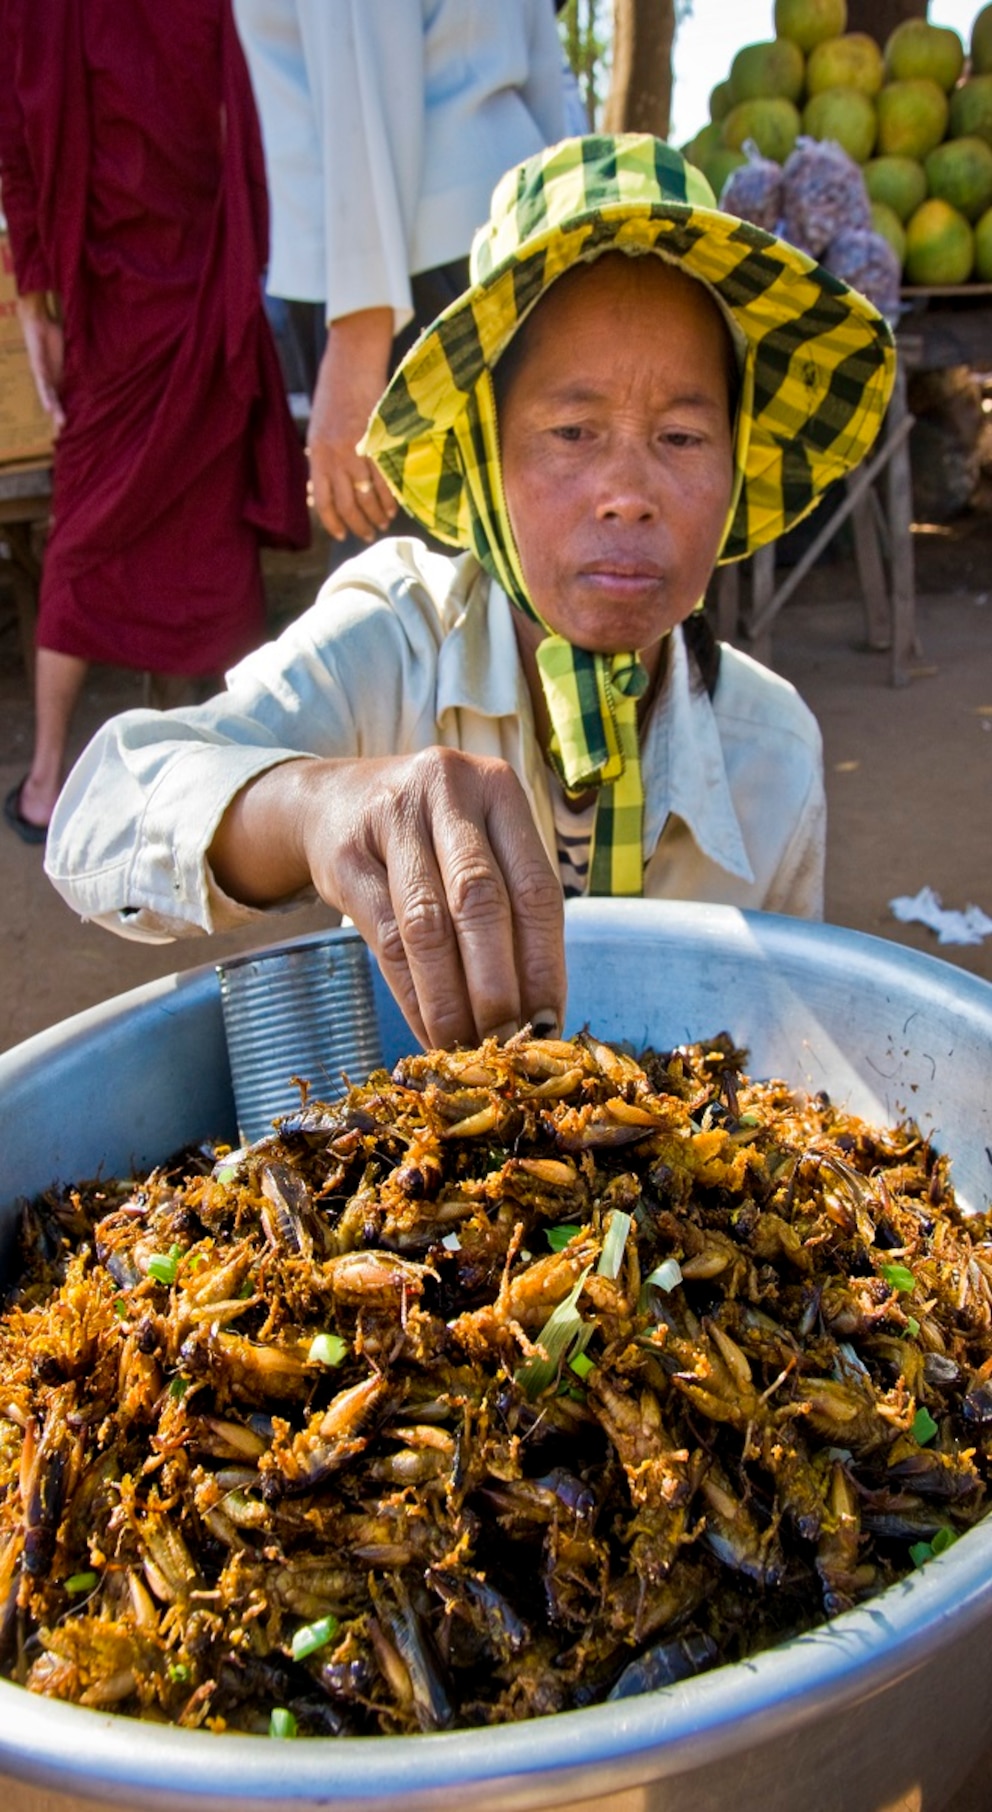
[232,0,568,547]
[45,136,895,1056]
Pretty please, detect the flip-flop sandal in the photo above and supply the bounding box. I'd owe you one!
[3,780,48,845]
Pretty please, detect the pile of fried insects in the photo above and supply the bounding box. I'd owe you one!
[2,1030,992,1738]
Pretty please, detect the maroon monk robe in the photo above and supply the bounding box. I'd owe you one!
[0,0,309,676]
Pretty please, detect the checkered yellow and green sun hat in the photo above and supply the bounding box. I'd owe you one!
[362,133,896,897]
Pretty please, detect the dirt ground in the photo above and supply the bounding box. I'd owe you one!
[2,507,990,1057]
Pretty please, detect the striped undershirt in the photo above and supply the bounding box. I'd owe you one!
[548,769,596,899]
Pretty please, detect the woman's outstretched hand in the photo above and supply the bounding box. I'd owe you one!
[209,748,566,1051]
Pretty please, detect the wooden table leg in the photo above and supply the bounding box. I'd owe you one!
[746,545,776,669]
[849,480,891,651]
[885,359,919,687]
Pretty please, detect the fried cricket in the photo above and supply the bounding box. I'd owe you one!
[2,1030,991,1735]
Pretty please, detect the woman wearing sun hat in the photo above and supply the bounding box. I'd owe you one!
[45,134,895,1050]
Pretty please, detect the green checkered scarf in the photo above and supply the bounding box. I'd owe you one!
[363,134,895,897]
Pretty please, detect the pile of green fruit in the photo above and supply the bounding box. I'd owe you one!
[683,0,992,286]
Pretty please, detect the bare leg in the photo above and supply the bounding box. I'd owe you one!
[18,647,89,829]
[142,671,222,710]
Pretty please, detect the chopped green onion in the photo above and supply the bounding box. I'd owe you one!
[238,1277,255,1299]
[147,1243,182,1286]
[168,1375,189,1400]
[736,1113,761,1128]
[880,1262,915,1295]
[912,1406,939,1446]
[516,1267,592,1400]
[269,1707,297,1739]
[645,1259,683,1294]
[546,1224,582,1252]
[214,1164,239,1185]
[910,1527,957,1569]
[308,1333,348,1368]
[906,1315,921,1338]
[569,1351,595,1380]
[167,1662,191,1683]
[597,1210,632,1281]
[441,1231,461,1251]
[290,1614,339,1661]
[112,1299,128,1319]
[64,1571,99,1596]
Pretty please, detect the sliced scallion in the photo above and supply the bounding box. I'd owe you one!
[147,1243,182,1286]
[516,1267,592,1400]
[905,1315,921,1338]
[307,1333,348,1368]
[597,1210,632,1281]
[644,1258,683,1294]
[64,1571,99,1596]
[291,1613,339,1661]
[912,1405,939,1446]
[441,1231,461,1251]
[569,1351,595,1380]
[269,1707,297,1738]
[546,1224,582,1252]
[880,1262,915,1295]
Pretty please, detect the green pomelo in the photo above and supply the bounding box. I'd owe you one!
[685,121,724,169]
[709,79,734,123]
[721,96,801,162]
[884,20,964,93]
[801,87,877,162]
[704,147,748,199]
[870,200,907,266]
[729,38,805,104]
[949,78,992,151]
[864,154,928,221]
[773,0,846,55]
[973,5,992,77]
[904,197,975,285]
[806,33,884,98]
[974,205,992,280]
[924,136,992,223]
[876,80,949,160]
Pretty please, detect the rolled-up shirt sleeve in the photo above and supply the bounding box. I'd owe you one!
[44,545,451,941]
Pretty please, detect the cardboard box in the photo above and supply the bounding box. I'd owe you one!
[0,232,55,467]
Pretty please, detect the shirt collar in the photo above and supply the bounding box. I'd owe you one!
[642,627,754,883]
[436,565,753,886]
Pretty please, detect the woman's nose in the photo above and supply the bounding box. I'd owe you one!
[594,441,660,522]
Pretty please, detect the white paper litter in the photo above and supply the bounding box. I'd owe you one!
[888,885,992,947]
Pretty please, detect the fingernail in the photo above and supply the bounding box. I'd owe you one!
[531,1011,560,1039]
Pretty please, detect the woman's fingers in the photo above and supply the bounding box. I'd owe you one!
[311,750,565,1050]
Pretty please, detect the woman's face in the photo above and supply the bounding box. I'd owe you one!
[498,254,737,660]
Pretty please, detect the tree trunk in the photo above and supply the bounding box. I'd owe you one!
[603,0,676,138]
[844,0,927,47]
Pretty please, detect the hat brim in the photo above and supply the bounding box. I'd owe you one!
[364,198,896,561]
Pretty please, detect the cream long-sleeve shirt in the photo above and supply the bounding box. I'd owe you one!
[45,540,825,943]
[232,0,568,326]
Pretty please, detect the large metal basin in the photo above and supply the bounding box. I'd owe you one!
[2,900,992,1812]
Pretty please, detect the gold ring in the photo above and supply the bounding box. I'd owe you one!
[354,478,373,495]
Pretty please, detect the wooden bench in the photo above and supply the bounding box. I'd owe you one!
[0,459,52,679]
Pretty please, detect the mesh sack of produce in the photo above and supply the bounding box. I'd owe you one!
[823,226,902,322]
[781,136,872,256]
[719,138,784,230]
